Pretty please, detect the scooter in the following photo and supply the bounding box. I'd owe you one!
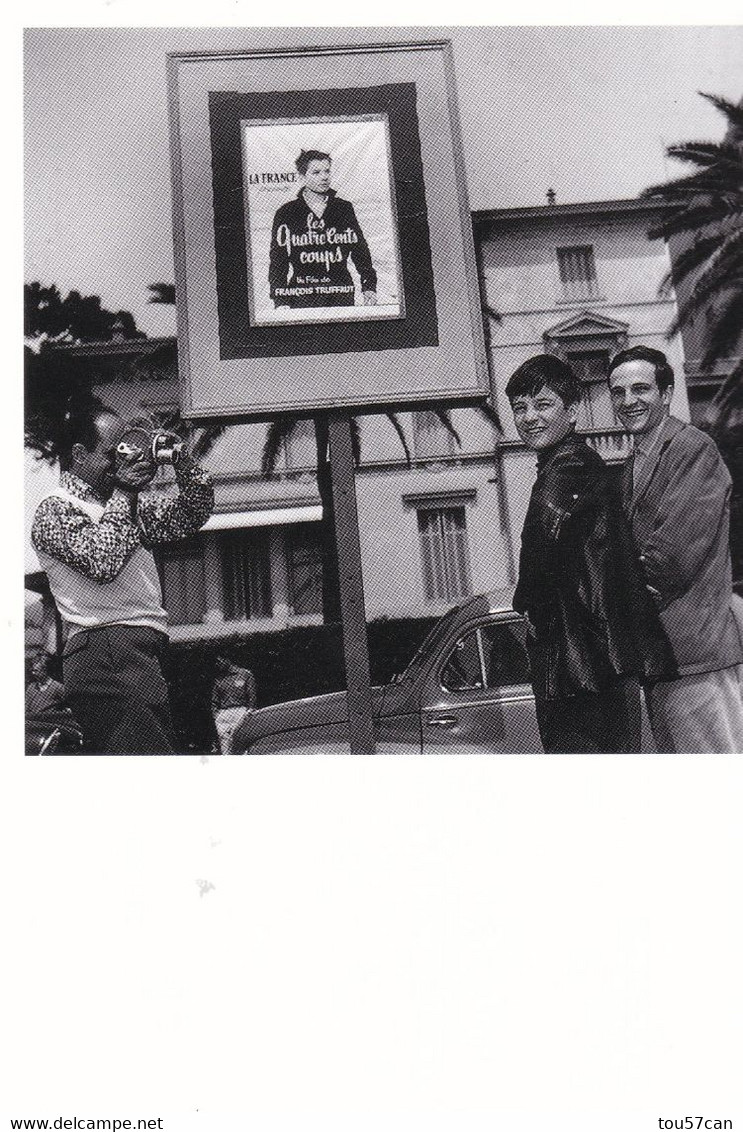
[25,712,84,755]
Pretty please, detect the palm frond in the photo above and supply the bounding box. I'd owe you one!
[648,200,737,240]
[699,91,743,134]
[191,424,226,461]
[657,268,676,299]
[147,283,176,305]
[434,409,461,448]
[663,151,743,188]
[692,225,743,294]
[667,231,729,289]
[669,230,743,332]
[482,304,502,324]
[703,361,743,432]
[385,412,412,466]
[261,417,299,475]
[643,167,743,202]
[476,400,503,434]
[700,291,743,369]
[664,140,742,168]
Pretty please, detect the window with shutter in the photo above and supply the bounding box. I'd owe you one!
[417,507,473,602]
[557,245,600,301]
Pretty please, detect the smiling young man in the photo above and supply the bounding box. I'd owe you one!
[507,355,675,753]
[607,345,743,752]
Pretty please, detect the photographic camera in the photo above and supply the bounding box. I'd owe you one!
[116,426,184,469]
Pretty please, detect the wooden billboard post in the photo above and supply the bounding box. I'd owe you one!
[328,413,376,755]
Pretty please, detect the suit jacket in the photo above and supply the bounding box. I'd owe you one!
[513,434,676,700]
[622,415,742,676]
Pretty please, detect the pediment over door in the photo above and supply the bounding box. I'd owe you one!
[544,310,630,356]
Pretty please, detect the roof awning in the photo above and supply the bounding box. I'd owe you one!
[204,505,322,531]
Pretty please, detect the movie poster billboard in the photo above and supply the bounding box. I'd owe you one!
[168,42,489,420]
[242,115,404,326]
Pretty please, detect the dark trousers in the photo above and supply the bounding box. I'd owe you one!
[63,625,177,755]
[535,679,642,753]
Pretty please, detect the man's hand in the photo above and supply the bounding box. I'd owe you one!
[362,290,378,306]
[115,453,155,494]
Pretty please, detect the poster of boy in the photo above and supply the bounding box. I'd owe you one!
[241,114,404,325]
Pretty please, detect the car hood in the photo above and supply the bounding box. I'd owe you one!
[234,681,413,749]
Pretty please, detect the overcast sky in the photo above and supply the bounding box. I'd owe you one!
[24,25,743,337]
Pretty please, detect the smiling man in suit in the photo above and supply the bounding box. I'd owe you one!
[608,345,743,752]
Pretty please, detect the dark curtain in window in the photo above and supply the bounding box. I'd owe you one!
[155,537,207,626]
[220,530,272,621]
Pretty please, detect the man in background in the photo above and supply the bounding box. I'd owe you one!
[212,655,257,756]
[608,345,743,752]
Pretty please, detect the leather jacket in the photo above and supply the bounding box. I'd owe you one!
[513,433,676,700]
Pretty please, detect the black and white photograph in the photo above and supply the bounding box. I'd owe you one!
[10,18,743,1132]
[23,27,743,758]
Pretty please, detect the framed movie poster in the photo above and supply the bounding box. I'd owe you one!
[168,42,488,420]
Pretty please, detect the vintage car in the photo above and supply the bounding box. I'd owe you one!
[231,589,743,754]
[233,590,544,754]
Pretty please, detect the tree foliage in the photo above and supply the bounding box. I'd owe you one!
[641,92,743,376]
[24,283,142,463]
[24,344,96,463]
[24,281,225,470]
[642,93,743,581]
[24,282,143,347]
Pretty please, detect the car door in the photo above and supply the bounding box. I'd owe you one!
[420,616,540,753]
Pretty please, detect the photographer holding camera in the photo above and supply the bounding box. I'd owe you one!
[31,401,214,754]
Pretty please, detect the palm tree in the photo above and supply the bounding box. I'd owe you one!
[642,92,743,379]
[262,398,503,623]
[261,408,466,623]
[641,92,743,580]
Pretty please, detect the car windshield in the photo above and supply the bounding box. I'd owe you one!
[396,606,463,683]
